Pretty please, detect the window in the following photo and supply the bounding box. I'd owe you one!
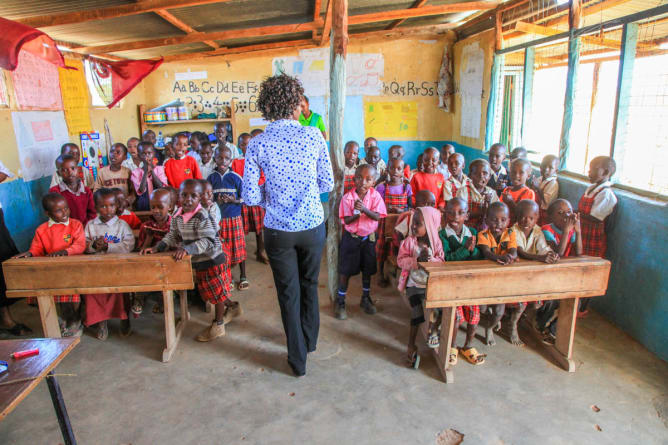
[83,59,112,107]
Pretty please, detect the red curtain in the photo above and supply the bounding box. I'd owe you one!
[0,16,65,70]
[88,57,163,108]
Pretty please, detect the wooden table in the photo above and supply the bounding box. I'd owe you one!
[3,253,194,362]
[419,256,611,383]
[0,338,79,445]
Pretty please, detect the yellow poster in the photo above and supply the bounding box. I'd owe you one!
[59,59,92,135]
[364,101,418,139]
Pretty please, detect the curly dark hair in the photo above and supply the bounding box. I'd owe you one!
[257,74,304,121]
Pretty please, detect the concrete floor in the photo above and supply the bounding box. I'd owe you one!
[1,239,667,444]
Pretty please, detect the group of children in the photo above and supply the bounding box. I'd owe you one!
[16,126,271,340]
[337,139,617,368]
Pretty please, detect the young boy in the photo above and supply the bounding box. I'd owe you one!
[14,193,86,336]
[359,145,385,179]
[198,141,215,180]
[509,147,528,161]
[410,153,424,180]
[457,159,498,230]
[49,154,96,227]
[50,143,95,189]
[214,122,241,159]
[442,153,471,201]
[501,158,536,223]
[142,179,235,342]
[477,202,517,346]
[343,141,360,195]
[209,146,249,290]
[200,180,221,228]
[438,198,485,364]
[437,143,455,180]
[410,147,446,208]
[95,143,133,199]
[530,154,559,225]
[142,129,162,164]
[336,164,387,320]
[115,188,141,230]
[487,143,509,196]
[230,135,269,264]
[122,137,143,171]
[164,133,202,188]
[84,188,135,340]
[131,142,168,211]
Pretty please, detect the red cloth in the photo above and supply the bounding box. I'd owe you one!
[344,175,355,195]
[88,57,163,108]
[164,156,202,188]
[242,204,265,234]
[29,219,86,257]
[196,263,231,304]
[231,159,265,185]
[0,17,66,70]
[84,293,128,326]
[137,217,171,249]
[578,191,607,257]
[409,172,445,208]
[219,216,246,264]
[49,186,97,227]
[403,164,411,179]
[119,212,141,230]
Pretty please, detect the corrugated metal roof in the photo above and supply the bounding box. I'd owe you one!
[0,0,131,20]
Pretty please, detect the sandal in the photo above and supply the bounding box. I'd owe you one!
[427,331,440,349]
[131,297,144,316]
[460,347,486,365]
[153,302,164,314]
[406,350,420,369]
[448,347,458,366]
[237,279,250,291]
[95,321,108,341]
[62,321,83,338]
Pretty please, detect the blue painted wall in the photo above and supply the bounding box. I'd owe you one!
[0,176,50,251]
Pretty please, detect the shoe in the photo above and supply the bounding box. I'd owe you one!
[288,360,305,377]
[222,301,243,324]
[95,321,108,341]
[334,301,347,320]
[541,331,556,346]
[360,296,377,315]
[120,319,132,337]
[196,321,225,342]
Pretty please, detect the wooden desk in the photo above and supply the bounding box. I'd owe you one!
[135,211,152,223]
[3,253,194,362]
[419,256,611,383]
[0,338,79,445]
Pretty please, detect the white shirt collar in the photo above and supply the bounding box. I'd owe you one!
[586,180,612,197]
[121,209,131,216]
[93,215,119,226]
[444,224,471,243]
[491,165,507,179]
[58,180,85,196]
[48,218,69,227]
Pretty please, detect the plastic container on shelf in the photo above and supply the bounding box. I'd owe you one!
[144,111,166,123]
[177,105,189,120]
[165,107,178,121]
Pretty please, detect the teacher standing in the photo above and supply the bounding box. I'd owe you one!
[242,74,334,377]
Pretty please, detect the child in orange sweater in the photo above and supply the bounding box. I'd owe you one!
[14,193,86,336]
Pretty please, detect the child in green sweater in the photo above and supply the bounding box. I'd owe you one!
[438,197,486,366]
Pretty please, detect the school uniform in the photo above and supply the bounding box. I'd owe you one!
[231,158,266,235]
[512,223,552,256]
[137,217,171,249]
[130,166,167,211]
[488,165,509,196]
[83,216,135,326]
[208,169,246,265]
[442,174,472,201]
[93,166,132,196]
[457,182,498,230]
[436,163,450,181]
[49,181,96,227]
[163,155,202,188]
[343,163,357,195]
[121,157,143,171]
[477,227,517,256]
[50,165,95,190]
[409,171,446,208]
[359,158,386,179]
[541,223,576,257]
[119,209,141,230]
[375,182,412,263]
[537,175,558,225]
[338,188,387,277]
[578,181,617,257]
[502,185,536,223]
[199,159,216,181]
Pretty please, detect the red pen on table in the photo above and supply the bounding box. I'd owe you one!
[11,348,39,359]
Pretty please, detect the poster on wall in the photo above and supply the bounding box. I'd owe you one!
[80,132,106,180]
[364,100,418,140]
[347,54,384,96]
[11,50,63,110]
[459,42,484,139]
[59,59,92,135]
[11,111,69,181]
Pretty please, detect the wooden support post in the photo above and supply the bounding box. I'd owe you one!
[557,0,583,170]
[162,289,186,363]
[610,22,638,164]
[553,297,579,372]
[521,46,535,144]
[326,0,348,301]
[37,296,61,338]
[484,54,503,150]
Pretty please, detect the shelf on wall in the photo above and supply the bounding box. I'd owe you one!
[144,118,231,125]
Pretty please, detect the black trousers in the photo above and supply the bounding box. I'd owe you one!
[264,223,325,374]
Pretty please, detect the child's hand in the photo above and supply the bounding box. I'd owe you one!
[354,199,364,211]
[573,213,581,234]
[92,237,107,251]
[465,236,476,252]
[47,250,68,257]
[172,247,188,261]
[544,251,559,264]
[496,254,512,265]
[12,252,32,259]
[417,247,430,262]
[140,247,155,255]
[502,193,514,204]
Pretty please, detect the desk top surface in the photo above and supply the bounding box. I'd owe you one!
[420,256,610,275]
[0,338,79,419]
[3,252,184,265]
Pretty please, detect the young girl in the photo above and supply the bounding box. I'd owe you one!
[375,158,412,287]
[49,154,96,227]
[487,143,509,196]
[164,133,202,188]
[397,206,444,368]
[359,145,385,179]
[442,153,470,200]
[141,179,235,342]
[457,159,498,230]
[95,143,133,201]
[531,154,559,225]
[131,142,167,211]
[198,142,216,180]
[410,147,445,208]
[115,189,141,230]
[437,144,455,179]
[579,156,617,258]
[208,146,249,290]
[343,141,359,195]
[84,188,135,340]
[122,137,143,171]
[200,180,221,228]
[501,158,535,223]
[410,153,424,180]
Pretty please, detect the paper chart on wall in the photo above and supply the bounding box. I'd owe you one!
[459,42,484,139]
[11,111,69,181]
[59,60,92,135]
[346,54,384,96]
[364,100,418,140]
[11,50,63,110]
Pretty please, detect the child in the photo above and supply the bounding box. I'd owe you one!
[364,137,377,155]
[343,141,360,195]
[164,133,202,188]
[115,188,141,230]
[14,193,86,336]
[50,143,95,189]
[437,143,455,179]
[237,132,251,154]
[392,190,436,260]
[410,147,445,208]
[397,206,444,368]
[579,156,617,258]
[439,198,485,365]
[214,122,241,159]
[49,154,96,227]
[336,164,387,320]
[131,142,168,211]
[457,159,498,230]
[477,202,518,346]
[530,154,559,225]
[375,158,412,287]
[189,131,206,161]
[208,146,249,290]
[442,153,471,201]
[380,145,411,182]
[95,143,133,199]
[410,153,424,180]
[509,147,528,161]
[250,128,264,138]
[200,180,221,228]
[198,141,215,180]
[84,188,135,340]
[501,158,535,223]
[487,143,509,196]
[359,145,385,179]
[122,137,143,171]
[142,129,162,164]
[230,135,269,264]
[141,179,235,342]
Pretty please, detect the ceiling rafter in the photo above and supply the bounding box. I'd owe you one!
[386,0,429,30]
[153,9,219,49]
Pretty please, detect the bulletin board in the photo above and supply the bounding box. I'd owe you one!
[11,50,63,110]
[364,100,418,140]
[59,60,92,135]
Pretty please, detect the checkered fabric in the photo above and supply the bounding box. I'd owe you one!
[467,198,485,231]
[242,204,265,235]
[376,187,409,261]
[195,263,231,304]
[462,305,480,325]
[343,175,355,195]
[27,295,80,304]
[219,216,247,264]
[578,191,607,257]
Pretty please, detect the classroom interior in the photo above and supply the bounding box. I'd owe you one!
[0,0,667,443]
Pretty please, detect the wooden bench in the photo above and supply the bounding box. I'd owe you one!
[419,256,611,383]
[2,253,194,363]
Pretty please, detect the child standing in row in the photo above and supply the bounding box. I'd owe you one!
[122,137,142,171]
[360,145,385,179]
[442,153,471,201]
[437,144,455,180]
[336,164,387,320]
[94,143,133,201]
[343,141,359,195]
[198,141,216,180]
[115,189,141,230]
[49,154,96,227]
[531,154,559,225]
[410,147,445,208]
[131,142,167,211]
[487,143,509,196]
[457,159,498,230]
[164,133,202,188]
[501,158,535,223]
[50,143,95,189]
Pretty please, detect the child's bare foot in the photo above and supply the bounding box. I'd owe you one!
[95,321,108,341]
[493,321,502,332]
[485,327,496,346]
[510,327,524,346]
[256,251,269,264]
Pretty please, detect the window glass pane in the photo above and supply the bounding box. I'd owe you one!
[83,60,109,107]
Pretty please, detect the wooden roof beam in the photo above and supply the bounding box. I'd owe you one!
[386,0,428,30]
[348,1,500,26]
[320,0,334,45]
[312,0,323,41]
[154,9,219,49]
[16,0,233,29]
[512,21,652,50]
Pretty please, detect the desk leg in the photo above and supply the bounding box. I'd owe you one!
[552,297,578,372]
[179,290,190,321]
[433,307,455,384]
[46,371,77,445]
[162,290,185,363]
[37,296,61,338]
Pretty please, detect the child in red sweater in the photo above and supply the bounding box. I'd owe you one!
[49,154,96,226]
[501,158,536,223]
[114,188,141,230]
[409,147,446,209]
[14,193,86,336]
[164,133,202,188]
